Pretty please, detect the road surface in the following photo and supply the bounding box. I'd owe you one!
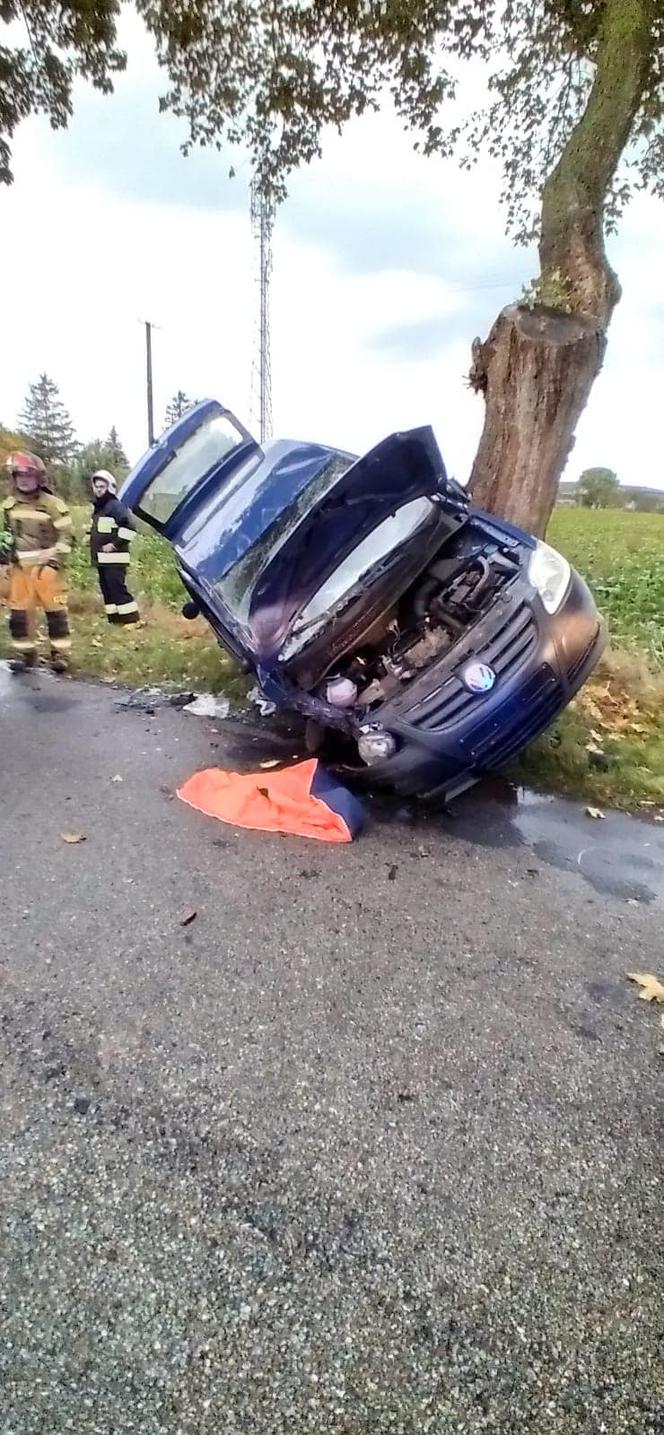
[1,664,662,1433]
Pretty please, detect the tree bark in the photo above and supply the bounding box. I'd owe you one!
[468,0,654,537]
[468,305,606,536]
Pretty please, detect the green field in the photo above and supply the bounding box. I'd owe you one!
[548,508,664,667]
[2,507,664,807]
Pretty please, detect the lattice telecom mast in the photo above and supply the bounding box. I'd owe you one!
[250,180,274,443]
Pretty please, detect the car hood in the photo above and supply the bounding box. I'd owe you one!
[242,427,467,661]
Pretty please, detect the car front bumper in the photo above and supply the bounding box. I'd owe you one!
[350,570,606,799]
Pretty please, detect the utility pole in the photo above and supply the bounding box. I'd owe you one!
[143,320,156,446]
[250,181,274,444]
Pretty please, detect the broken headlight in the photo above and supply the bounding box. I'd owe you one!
[357,726,397,765]
[528,540,571,615]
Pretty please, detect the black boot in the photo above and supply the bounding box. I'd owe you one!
[50,653,70,675]
[8,652,37,674]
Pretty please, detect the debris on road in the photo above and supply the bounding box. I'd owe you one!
[585,806,605,820]
[178,758,364,842]
[116,686,195,713]
[626,972,664,1003]
[60,831,87,845]
[184,694,231,719]
[248,683,277,717]
[179,908,198,927]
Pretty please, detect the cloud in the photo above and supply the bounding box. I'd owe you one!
[39,75,248,216]
[368,313,467,362]
[283,126,532,285]
[31,9,249,215]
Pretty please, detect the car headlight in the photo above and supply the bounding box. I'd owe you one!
[528,540,571,615]
[357,726,397,765]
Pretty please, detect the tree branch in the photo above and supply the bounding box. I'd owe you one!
[540,0,655,321]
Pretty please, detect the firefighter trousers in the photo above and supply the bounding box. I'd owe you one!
[8,564,71,662]
[96,563,140,624]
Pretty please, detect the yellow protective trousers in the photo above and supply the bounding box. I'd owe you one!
[8,563,71,662]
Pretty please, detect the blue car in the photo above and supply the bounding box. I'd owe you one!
[121,399,606,800]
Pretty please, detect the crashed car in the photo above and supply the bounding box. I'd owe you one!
[121,400,606,799]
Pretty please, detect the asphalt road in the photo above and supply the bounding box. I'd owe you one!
[1,664,662,1434]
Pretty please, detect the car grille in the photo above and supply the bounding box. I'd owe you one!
[407,599,537,733]
[463,664,563,770]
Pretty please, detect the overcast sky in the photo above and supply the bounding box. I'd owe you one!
[1,9,662,488]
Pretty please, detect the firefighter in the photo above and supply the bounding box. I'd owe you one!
[89,470,140,625]
[1,451,73,673]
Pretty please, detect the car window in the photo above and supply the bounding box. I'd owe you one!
[280,496,435,657]
[139,413,246,524]
[215,451,356,623]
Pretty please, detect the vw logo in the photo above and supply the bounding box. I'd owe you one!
[462,661,496,694]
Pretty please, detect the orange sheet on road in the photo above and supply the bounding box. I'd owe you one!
[177,758,363,843]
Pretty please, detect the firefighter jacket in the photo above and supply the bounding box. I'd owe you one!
[0,490,73,568]
[89,494,137,568]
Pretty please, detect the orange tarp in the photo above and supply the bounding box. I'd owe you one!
[177,758,360,843]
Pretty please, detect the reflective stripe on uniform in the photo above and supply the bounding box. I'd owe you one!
[97,552,130,565]
[49,637,72,651]
[54,541,72,555]
[117,527,135,542]
[53,515,73,532]
[97,516,117,533]
[5,507,47,522]
[104,603,118,615]
[117,600,139,615]
[10,638,37,652]
[17,547,57,563]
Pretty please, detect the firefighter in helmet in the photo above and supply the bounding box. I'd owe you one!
[0,451,73,672]
[89,470,140,625]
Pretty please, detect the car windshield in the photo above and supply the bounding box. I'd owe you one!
[139,412,246,524]
[214,451,355,624]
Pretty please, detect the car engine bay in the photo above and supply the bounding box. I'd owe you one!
[314,529,524,712]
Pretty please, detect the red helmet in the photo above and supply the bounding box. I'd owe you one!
[5,450,47,494]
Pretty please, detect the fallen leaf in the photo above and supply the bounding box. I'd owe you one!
[585,806,605,820]
[111,774,123,784]
[259,759,281,770]
[179,909,197,927]
[626,972,664,1004]
[91,638,103,649]
[60,832,86,845]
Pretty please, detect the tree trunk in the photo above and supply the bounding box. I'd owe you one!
[468,304,606,536]
[468,0,653,537]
